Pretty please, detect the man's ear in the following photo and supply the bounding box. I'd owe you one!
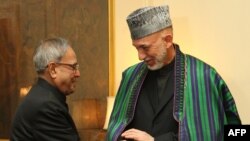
[163,34,173,48]
[165,34,173,42]
[47,63,57,78]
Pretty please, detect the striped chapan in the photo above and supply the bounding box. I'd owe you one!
[106,44,241,141]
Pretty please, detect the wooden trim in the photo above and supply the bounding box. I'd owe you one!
[108,0,115,96]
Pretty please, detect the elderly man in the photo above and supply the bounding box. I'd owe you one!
[10,37,80,141]
[106,5,241,141]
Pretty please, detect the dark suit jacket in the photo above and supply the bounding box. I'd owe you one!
[10,78,80,141]
[125,63,178,141]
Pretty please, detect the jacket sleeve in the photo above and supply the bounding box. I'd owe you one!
[33,101,80,141]
[217,73,241,124]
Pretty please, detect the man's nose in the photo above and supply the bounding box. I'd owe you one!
[138,49,146,61]
[74,70,80,77]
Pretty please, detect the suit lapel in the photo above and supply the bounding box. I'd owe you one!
[141,71,157,115]
[153,69,174,120]
[153,92,174,120]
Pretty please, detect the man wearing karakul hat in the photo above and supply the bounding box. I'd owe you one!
[106,5,241,141]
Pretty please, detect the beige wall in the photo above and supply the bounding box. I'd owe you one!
[113,0,250,124]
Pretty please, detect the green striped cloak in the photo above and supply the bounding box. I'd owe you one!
[106,45,241,141]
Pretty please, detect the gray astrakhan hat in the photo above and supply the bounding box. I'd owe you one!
[126,5,172,40]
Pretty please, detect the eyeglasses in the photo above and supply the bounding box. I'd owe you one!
[56,62,79,73]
